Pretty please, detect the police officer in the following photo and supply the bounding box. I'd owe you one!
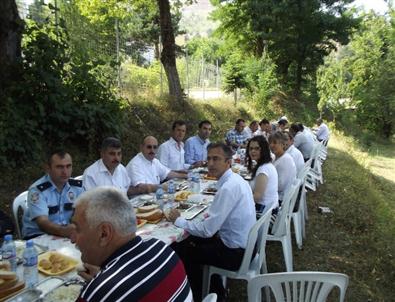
[22,149,84,239]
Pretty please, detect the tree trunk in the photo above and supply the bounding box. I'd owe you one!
[0,0,24,87]
[156,0,183,102]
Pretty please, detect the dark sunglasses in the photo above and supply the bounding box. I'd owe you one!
[146,145,158,150]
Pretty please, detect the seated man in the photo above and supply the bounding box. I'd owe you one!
[71,187,192,302]
[168,143,256,300]
[225,118,249,151]
[290,123,314,161]
[158,120,190,171]
[284,131,304,176]
[82,137,131,194]
[255,118,272,140]
[22,150,84,239]
[184,120,212,166]
[315,118,330,142]
[126,136,187,195]
[243,120,259,138]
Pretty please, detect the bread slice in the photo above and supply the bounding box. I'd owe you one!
[136,209,163,222]
[0,271,16,281]
[137,204,159,213]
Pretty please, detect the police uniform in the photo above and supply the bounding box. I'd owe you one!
[22,175,84,238]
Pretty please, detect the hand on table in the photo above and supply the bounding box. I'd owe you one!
[167,209,181,223]
[78,263,100,281]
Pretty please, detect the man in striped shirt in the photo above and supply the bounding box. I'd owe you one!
[71,187,192,302]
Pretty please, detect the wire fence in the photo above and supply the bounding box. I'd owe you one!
[16,0,223,100]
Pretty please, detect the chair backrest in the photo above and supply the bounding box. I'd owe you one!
[74,175,83,180]
[271,179,301,236]
[237,207,274,276]
[202,293,217,302]
[248,271,349,302]
[12,191,28,239]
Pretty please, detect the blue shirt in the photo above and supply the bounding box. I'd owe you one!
[184,135,210,164]
[22,175,84,238]
[225,128,249,146]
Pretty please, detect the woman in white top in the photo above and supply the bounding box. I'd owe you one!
[268,132,296,203]
[246,136,279,213]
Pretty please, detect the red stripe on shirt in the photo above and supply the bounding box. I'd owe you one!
[139,260,187,302]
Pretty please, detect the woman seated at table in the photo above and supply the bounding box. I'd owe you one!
[268,132,296,204]
[246,136,279,213]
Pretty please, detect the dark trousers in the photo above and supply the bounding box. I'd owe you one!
[171,235,244,301]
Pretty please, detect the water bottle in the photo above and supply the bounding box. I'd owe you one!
[156,184,164,201]
[2,234,17,272]
[192,173,201,193]
[168,180,175,202]
[187,170,193,190]
[23,240,38,288]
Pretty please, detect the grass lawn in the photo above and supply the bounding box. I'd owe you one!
[228,133,395,301]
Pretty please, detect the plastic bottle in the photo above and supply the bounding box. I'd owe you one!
[187,170,193,190]
[192,173,201,193]
[155,184,164,201]
[23,240,38,288]
[2,234,17,272]
[168,179,175,202]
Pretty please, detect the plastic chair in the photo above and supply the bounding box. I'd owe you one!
[12,191,28,239]
[267,179,301,272]
[74,175,83,180]
[248,271,349,302]
[202,293,217,302]
[201,206,274,299]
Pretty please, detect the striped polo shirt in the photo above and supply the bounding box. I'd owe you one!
[77,236,192,302]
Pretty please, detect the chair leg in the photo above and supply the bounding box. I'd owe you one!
[293,214,303,250]
[202,265,211,298]
[281,234,293,272]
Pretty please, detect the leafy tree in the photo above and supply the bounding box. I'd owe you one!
[211,0,358,98]
[222,50,248,103]
[185,36,224,65]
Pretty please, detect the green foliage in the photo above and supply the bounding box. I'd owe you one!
[222,51,248,93]
[317,13,395,138]
[185,36,224,64]
[0,19,125,167]
[211,0,358,97]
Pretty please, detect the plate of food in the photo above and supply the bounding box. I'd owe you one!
[203,174,217,180]
[174,191,193,202]
[38,252,78,276]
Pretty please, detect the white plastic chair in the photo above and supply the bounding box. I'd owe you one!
[267,179,301,272]
[202,293,217,302]
[12,191,28,239]
[201,206,274,298]
[248,271,349,302]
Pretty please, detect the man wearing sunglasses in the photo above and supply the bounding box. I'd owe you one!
[126,136,187,195]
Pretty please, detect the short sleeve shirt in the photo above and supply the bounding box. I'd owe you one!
[225,128,249,146]
[157,138,189,170]
[22,175,84,238]
[249,163,279,209]
[126,153,170,186]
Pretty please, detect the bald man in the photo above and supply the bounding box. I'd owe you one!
[126,136,187,195]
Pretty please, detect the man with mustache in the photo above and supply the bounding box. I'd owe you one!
[22,149,84,239]
[126,136,187,195]
[83,137,131,194]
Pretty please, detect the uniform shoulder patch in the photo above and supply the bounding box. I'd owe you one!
[37,181,52,192]
[68,178,83,187]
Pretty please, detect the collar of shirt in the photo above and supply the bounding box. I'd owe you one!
[102,236,142,269]
[138,152,154,165]
[169,137,184,150]
[46,174,70,193]
[216,168,232,189]
[196,135,208,145]
[98,159,115,175]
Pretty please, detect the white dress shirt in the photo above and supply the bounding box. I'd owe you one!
[158,137,190,170]
[273,153,296,200]
[175,169,256,249]
[316,123,329,141]
[286,145,304,175]
[126,153,170,186]
[249,163,279,209]
[82,159,130,193]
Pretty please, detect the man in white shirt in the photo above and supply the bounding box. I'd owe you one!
[168,143,256,300]
[126,136,187,195]
[158,120,190,171]
[290,124,314,161]
[255,118,272,139]
[284,131,304,176]
[315,118,330,142]
[243,120,259,138]
[184,120,212,166]
[82,137,131,194]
